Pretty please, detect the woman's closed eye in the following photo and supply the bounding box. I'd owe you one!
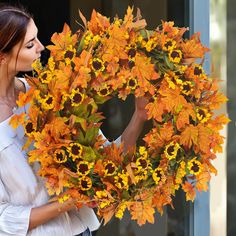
[26,42,34,49]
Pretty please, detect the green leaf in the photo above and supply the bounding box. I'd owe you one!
[82,146,97,161]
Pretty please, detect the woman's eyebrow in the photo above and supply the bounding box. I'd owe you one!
[25,37,35,44]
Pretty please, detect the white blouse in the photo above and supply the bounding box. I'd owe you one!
[0,78,121,236]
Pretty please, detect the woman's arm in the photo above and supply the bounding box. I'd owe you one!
[121,97,148,152]
[28,198,75,230]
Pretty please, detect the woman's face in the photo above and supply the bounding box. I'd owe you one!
[7,18,44,73]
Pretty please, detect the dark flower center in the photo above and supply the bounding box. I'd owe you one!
[139,159,148,168]
[26,122,34,133]
[171,51,180,59]
[72,93,82,104]
[46,97,53,105]
[81,180,89,189]
[41,73,47,80]
[167,145,175,155]
[194,67,202,75]
[191,162,200,172]
[164,41,173,48]
[99,88,108,96]
[155,170,162,178]
[71,145,81,155]
[65,50,74,59]
[128,78,136,87]
[79,164,89,174]
[56,152,64,161]
[128,60,135,69]
[92,60,102,70]
[183,84,191,91]
[128,48,136,58]
[105,163,115,174]
[198,109,205,118]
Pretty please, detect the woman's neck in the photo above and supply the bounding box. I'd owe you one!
[0,66,16,98]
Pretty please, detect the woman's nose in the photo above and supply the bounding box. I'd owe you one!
[36,38,45,53]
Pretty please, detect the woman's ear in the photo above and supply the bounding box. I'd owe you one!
[0,52,6,65]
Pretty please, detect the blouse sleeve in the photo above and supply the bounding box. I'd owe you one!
[0,179,32,236]
[0,142,34,236]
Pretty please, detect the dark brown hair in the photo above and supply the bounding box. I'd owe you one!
[0,4,32,54]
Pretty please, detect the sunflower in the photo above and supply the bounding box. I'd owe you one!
[41,94,55,110]
[187,159,202,176]
[91,58,105,74]
[69,89,84,107]
[114,171,129,190]
[196,107,211,123]
[24,120,36,136]
[163,39,176,51]
[68,143,83,161]
[152,167,165,185]
[180,81,194,95]
[78,176,92,191]
[136,157,150,171]
[127,77,138,90]
[169,49,182,64]
[97,84,111,97]
[54,149,67,163]
[39,71,53,84]
[64,45,76,65]
[104,161,117,177]
[77,161,93,176]
[193,65,204,76]
[164,141,181,160]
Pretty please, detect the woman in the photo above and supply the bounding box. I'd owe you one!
[0,4,147,236]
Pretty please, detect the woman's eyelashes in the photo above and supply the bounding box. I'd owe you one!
[26,42,34,49]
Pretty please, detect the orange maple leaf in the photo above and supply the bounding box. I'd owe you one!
[196,124,212,153]
[196,170,211,192]
[207,92,228,110]
[16,87,35,107]
[146,98,165,122]
[87,10,110,35]
[132,54,159,90]
[180,32,209,59]
[207,114,230,131]
[182,181,196,202]
[9,113,26,129]
[144,122,174,149]
[160,87,187,113]
[176,105,196,130]
[129,202,155,226]
[180,125,198,148]
[152,188,173,214]
[47,23,77,59]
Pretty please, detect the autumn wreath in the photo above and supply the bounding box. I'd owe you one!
[11,7,229,225]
